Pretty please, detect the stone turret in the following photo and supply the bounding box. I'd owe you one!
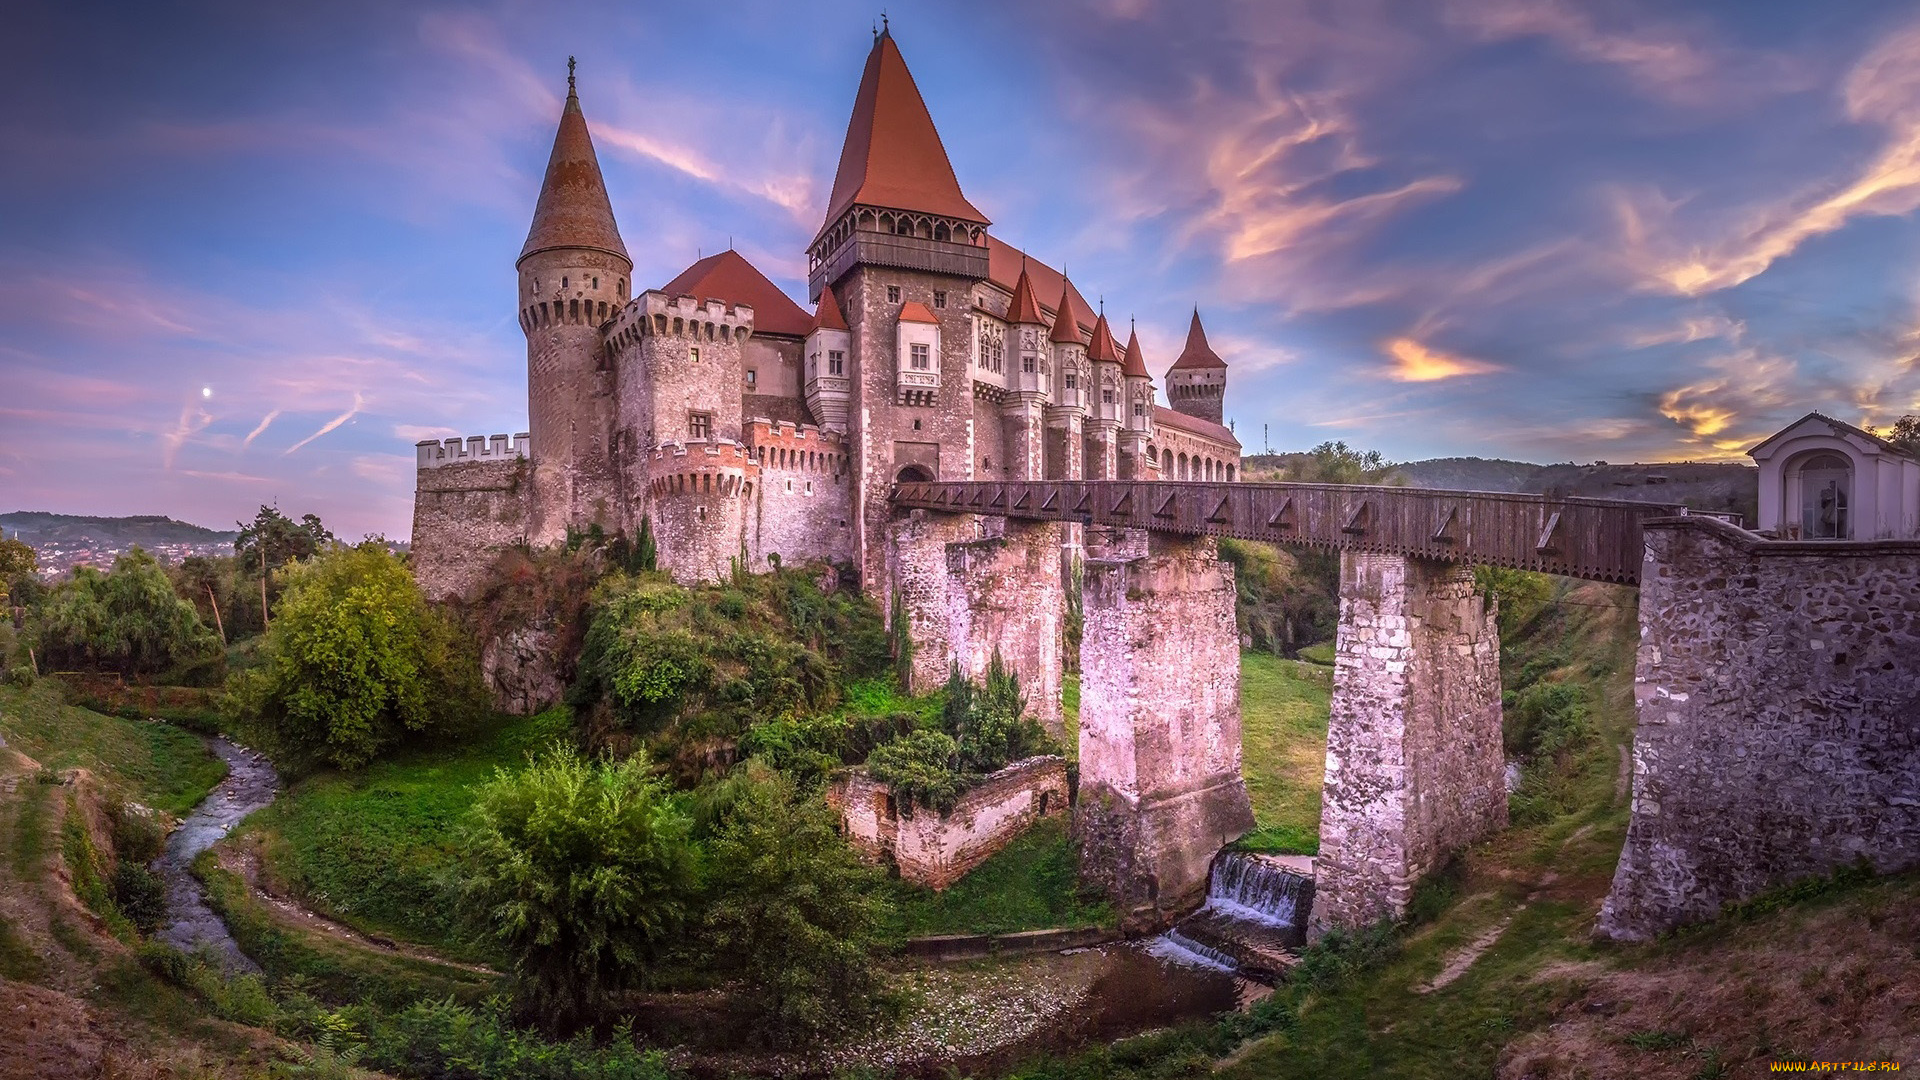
[1166,309,1227,426]
[517,61,631,542]
[1085,310,1122,479]
[805,283,852,433]
[1119,324,1155,479]
[1002,266,1048,478]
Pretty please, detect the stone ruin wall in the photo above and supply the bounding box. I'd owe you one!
[1599,517,1920,940]
[943,520,1065,736]
[1312,553,1505,936]
[410,456,533,603]
[746,419,855,572]
[828,756,1071,890]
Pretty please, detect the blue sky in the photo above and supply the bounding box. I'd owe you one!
[5,0,1920,538]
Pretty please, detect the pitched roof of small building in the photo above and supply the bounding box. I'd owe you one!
[1006,266,1045,324]
[811,282,848,333]
[1154,405,1240,447]
[1747,411,1919,461]
[520,72,629,266]
[1050,279,1084,344]
[898,300,940,324]
[1168,309,1227,371]
[660,249,813,337]
[815,31,987,243]
[1087,312,1119,363]
[1121,327,1151,379]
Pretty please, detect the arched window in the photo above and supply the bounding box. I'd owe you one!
[896,464,934,484]
[1177,452,1188,479]
[1793,452,1853,539]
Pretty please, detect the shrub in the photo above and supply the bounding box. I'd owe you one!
[110,862,167,934]
[945,655,1053,774]
[352,996,678,1080]
[32,549,222,676]
[228,542,483,770]
[865,729,966,813]
[1475,565,1553,638]
[108,798,167,864]
[1505,680,1592,761]
[459,745,698,1032]
[697,768,896,1046]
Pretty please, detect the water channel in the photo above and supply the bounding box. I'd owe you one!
[151,736,280,971]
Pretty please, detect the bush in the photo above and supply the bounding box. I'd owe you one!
[459,745,698,1032]
[351,997,678,1080]
[1505,680,1592,761]
[697,767,896,1046]
[228,543,483,770]
[32,548,222,676]
[108,798,167,864]
[110,861,167,934]
[865,729,966,813]
[1475,565,1553,638]
[945,655,1053,774]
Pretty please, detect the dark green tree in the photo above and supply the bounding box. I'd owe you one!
[234,505,333,569]
[459,746,698,1032]
[1882,414,1920,457]
[33,549,221,675]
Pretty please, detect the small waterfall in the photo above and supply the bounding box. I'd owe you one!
[1146,852,1316,982]
[1145,927,1238,972]
[1204,852,1314,934]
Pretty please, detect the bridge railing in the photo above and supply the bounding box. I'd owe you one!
[890,479,1694,584]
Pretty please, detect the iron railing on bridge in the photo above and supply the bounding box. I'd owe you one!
[890,479,1696,584]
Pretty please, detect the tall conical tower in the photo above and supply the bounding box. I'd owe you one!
[517,59,631,542]
[1166,309,1227,425]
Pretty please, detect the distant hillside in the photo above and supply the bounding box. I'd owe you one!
[0,512,239,549]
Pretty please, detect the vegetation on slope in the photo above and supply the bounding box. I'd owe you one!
[1235,653,1332,855]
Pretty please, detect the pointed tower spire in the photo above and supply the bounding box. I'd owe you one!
[812,282,849,332]
[1169,308,1227,370]
[1006,265,1045,324]
[1087,311,1119,363]
[520,62,628,266]
[1121,326,1150,379]
[1050,278,1083,343]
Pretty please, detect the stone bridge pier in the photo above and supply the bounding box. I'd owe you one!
[1076,532,1255,929]
[887,511,1065,734]
[1311,553,1506,936]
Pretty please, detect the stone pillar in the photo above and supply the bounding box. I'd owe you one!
[1077,534,1255,930]
[945,520,1066,737]
[1085,419,1120,481]
[1311,553,1505,936]
[887,509,975,694]
[1001,395,1047,481]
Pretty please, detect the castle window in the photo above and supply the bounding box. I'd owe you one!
[1134,403,1144,417]
[688,413,711,440]
[887,285,901,304]
[746,369,757,387]
[690,347,700,363]
[1103,389,1115,404]
[562,277,568,289]
[910,343,930,370]
[828,350,844,375]
[808,352,816,374]
[805,480,814,495]
[1065,374,1077,390]
[619,278,626,297]
[934,291,947,309]
[592,277,598,289]
[912,419,922,431]
[786,479,794,493]
[1023,355,1035,374]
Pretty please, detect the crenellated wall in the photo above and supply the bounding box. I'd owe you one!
[647,439,753,584]
[1311,553,1505,936]
[745,417,854,570]
[410,456,533,601]
[1598,517,1920,940]
[1076,533,1254,930]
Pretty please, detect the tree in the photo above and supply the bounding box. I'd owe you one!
[943,655,1051,774]
[33,549,221,676]
[0,536,36,610]
[1293,441,1395,484]
[1882,414,1920,458]
[229,543,480,769]
[234,506,334,570]
[698,766,895,1046]
[459,746,698,1032]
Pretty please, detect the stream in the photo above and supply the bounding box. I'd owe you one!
[152,736,280,971]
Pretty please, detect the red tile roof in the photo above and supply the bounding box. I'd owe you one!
[1154,405,1239,447]
[898,300,940,324]
[660,250,813,337]
[520,76,629,266]
[1049,279,1084,344]
[1087,312,1119,363]
[1121,328,1150,379]
[815,32,987,243]
[986,237,1096,336]
[1169,309,1227,370]
[1006,266,1045,324]
[812,282,848,333]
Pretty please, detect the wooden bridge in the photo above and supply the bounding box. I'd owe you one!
[890,479,1695,584]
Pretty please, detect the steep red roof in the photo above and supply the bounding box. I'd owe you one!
[1087,313,1119,363]
[987,237,1096,336]
[815,31,987,243]
[1122,327,1152,379]
[1049,279,1084,344]
[1168,309,1227,371]
[1006,266,1045,324]
[660,250,813,337]
[1154,405,1240,447]
[898,300,940,324]
[520,72,629,266]
[811,282,848,333]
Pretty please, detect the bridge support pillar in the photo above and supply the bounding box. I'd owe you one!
[945,519,1065,737]
[888,510,975,695]
[1311,553,1505,937]
[1077,533,1254,930]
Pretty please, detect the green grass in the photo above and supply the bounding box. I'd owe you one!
[1297,641,1336,666]
[0,682,226,815]
[1236,652,1331,856]
[1061,674,1080,754]
[885,817,1114,937]
[241,706,570,957]
[0,911,44,981]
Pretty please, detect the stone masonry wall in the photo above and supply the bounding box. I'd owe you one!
[1076,533,1254,929]
[888,509,978,693]
[943,520,1066,737]
[1598,517,1920,940]
[410,457,533,602]
[828,756,1071,889]
[746,419,854,571]
[1312,553,1504,936]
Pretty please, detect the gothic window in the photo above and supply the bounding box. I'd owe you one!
[592,277,598,289]
[1134,402,1144,417]
[688,413,711,440]
[1103,389,1115,404]
[1065,374,1078,390]
[934,291,947,308]
[887,285,901,304]
[829,350,845,375]
[910,343,930,370]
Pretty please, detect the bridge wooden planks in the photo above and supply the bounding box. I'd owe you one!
[889,480,1688,584]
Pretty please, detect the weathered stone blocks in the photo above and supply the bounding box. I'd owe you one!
[1598,517,1920,940]
[828,756,1071,890]
[1076,533,1254,930]
[1311,553,1504,936]
[944,519,1065,735]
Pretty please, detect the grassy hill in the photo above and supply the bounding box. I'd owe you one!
[1,511,238,548]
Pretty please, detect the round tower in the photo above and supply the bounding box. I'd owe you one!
[1166,309,1227,426]
[517,59,632,543]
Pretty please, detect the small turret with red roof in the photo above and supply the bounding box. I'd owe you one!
[1166,309,1228,425]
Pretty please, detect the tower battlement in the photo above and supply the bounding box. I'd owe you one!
[647,438,757,498]
[747,417,846,471]
[416,433,532,470]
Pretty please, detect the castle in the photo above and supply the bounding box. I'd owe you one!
[411,28,1241,598]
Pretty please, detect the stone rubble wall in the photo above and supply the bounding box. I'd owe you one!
[410,458,533,602]
[943,520,1065,737]
[827,756,1071,890]
[1311,553,1504,936]
[1598,517,1920,940]
[1076,533,1254,930]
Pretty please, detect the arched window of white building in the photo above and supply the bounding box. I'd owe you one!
[1794,452,1852,539]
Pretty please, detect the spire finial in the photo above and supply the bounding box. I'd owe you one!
[567,56,577,96]
[882,10,889,35]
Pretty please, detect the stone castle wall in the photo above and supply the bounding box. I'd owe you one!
[410,457,533,602]
[746,419,854,570]
[829,755,1070,890]
[647,440,752,584]
[943,519,1065,736]
[1312,553,1504,935]
[1598,517,1920,940]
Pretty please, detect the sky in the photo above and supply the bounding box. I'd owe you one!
[5,0,1920,539]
